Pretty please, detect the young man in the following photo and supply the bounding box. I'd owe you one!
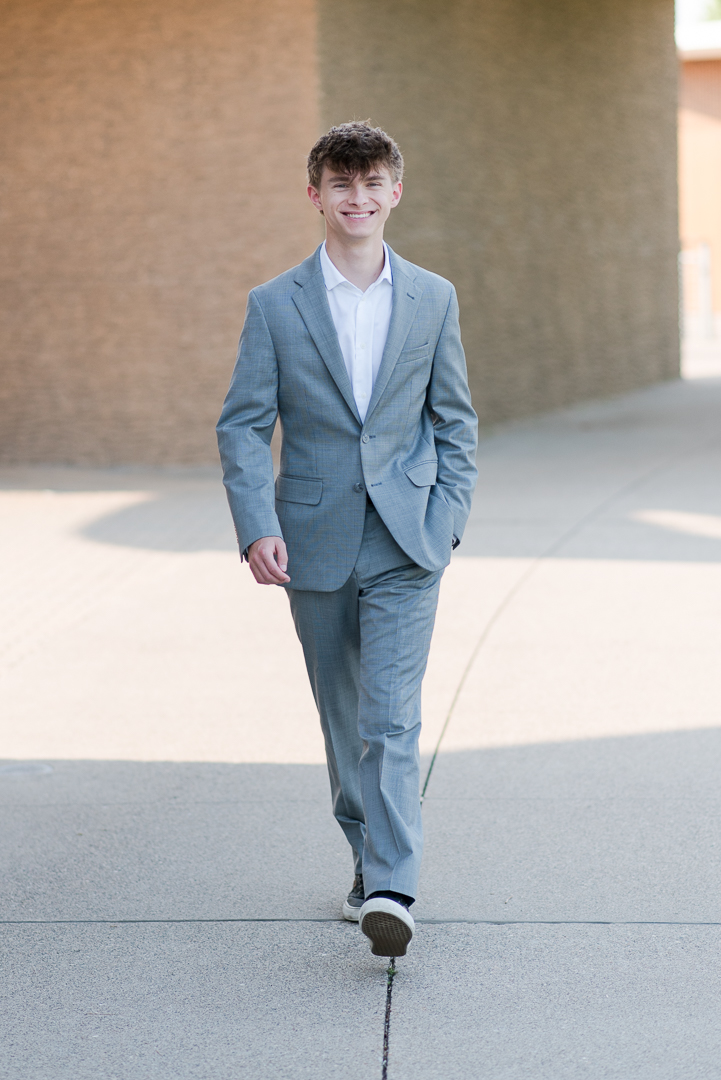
[217,122,477,957]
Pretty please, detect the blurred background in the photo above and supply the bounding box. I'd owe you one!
[677,0,721,375]
[0,0,695,467]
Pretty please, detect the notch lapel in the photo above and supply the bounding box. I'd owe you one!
[364,252,423,425]
[292,256,362,425]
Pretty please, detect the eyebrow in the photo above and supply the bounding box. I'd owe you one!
[328,172,387,183]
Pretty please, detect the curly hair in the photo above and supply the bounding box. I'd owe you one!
[307,121,404,189]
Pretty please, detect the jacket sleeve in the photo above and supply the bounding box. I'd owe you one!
[216,289,283,557]
[427,286,479,543]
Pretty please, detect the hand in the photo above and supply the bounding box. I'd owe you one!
[248,536,290,585]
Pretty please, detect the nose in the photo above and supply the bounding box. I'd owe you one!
[347,183,369,206]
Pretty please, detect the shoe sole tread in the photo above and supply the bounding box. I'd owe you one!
[361,910,413,956]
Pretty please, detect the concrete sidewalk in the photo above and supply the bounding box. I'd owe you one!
[1,371,721,1079]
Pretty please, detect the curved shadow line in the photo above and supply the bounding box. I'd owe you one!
[420,435,721,799]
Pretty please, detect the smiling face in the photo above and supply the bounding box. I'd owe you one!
[307,165,402,246]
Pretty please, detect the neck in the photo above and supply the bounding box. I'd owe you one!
[324,232,386,292]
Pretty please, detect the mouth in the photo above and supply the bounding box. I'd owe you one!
[342,211,376,219]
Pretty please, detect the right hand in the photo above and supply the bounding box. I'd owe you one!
[247,536,290,585]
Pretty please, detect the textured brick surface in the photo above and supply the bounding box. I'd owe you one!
[0,0,320,464]
[320,0,680,423]
[1,0,680,464]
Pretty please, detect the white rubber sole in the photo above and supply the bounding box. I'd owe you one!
[359,898,415,957]
[342,899,362,922]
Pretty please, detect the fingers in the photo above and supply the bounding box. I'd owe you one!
[258,543,290,584]
[250,545,285,584]
[248,537,291,585]
[275,538,288,574]
[250,547,284,584]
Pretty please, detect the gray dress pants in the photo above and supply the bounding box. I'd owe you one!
[287,501,443,900]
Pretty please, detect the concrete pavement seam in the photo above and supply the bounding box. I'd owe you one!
[382,960,397,1080]
[3,918,720,925]
[0,917,342,924]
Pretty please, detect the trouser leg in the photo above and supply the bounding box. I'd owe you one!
[356,559,442,900]
[287,579,365,874]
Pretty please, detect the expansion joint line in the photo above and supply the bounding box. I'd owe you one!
[420,441,718,802]
[3,917,721,926]
[382,959,397,1080]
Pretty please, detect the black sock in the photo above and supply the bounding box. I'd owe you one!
[367,890,415,908]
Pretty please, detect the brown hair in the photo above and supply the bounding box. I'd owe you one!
[307,121,404,189]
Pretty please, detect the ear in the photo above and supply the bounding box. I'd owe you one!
[390,180,403,209]
[307,184,324,213]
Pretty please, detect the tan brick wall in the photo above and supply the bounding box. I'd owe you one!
[0,0,680,462]
[0,0,321,463]
[319,0,680,424]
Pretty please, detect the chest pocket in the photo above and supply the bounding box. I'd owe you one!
[275,475,323,505]
[397,344,431,365]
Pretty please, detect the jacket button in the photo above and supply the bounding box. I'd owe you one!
[353,483,364,493]
[361,434,369,443]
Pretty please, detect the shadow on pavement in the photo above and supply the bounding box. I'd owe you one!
[2,726,721,924]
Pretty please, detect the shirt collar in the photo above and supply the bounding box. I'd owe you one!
[320,242,393,292]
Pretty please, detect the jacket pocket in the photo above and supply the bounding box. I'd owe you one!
[404,460,438,487]
[275,474,323,505]
[397,343,431,365]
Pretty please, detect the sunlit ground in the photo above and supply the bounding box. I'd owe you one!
[1,349,719,770]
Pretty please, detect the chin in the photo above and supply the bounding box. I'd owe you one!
[343,221,380,235]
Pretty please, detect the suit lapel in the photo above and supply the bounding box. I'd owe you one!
[292,250,362,425]
[364,250,423,424]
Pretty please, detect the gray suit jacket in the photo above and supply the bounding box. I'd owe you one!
[217,245,478,591]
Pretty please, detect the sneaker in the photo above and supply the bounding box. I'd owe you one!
[359,897,415,956]
[342,874,365,922]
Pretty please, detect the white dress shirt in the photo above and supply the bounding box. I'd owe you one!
[320,241,393,423]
